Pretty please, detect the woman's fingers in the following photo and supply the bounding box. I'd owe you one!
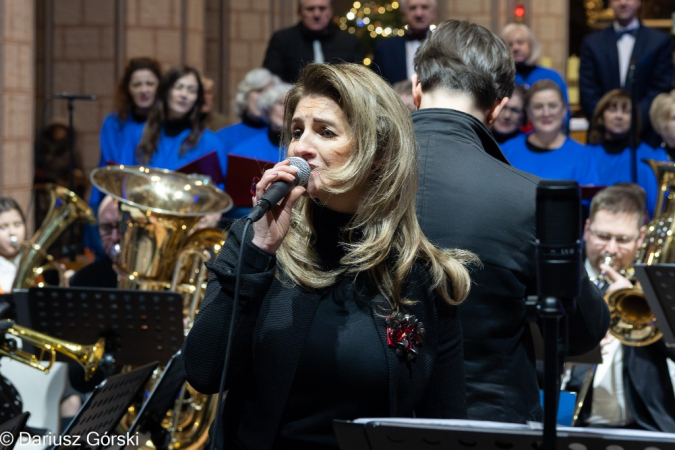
[254,162,299,202]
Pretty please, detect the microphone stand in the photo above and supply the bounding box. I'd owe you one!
[627,62,638,184]
[52,93,96,261]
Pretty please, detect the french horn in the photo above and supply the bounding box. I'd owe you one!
[12,184,96,290]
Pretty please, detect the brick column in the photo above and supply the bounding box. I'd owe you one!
[0,0,36,216]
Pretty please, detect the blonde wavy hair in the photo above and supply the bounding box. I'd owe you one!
[275,63,477,310]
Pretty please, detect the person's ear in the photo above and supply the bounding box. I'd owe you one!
[486,97,510,126]
[412,74,422,110]
[637,225,647,247]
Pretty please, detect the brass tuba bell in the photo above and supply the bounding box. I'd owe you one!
[91,165,232,450]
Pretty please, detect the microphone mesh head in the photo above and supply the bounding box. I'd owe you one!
[288,157,311,187]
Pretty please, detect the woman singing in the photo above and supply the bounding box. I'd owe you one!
[183,63,476,450]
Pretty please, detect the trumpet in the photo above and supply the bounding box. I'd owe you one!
[0,319,104,381]
[593,253,661,346]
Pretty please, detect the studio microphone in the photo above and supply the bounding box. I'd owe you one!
[53,92,97,101]
[536,180,582,314]
[247,157,311,222]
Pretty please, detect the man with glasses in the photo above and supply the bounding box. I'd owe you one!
[583,183,645,293]
[568,183,675,431]
[69,195,118,288]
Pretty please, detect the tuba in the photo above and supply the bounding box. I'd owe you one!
[0,319,104,381]
[603,159,675,346]
[12,184,96,290]
[91,165,232,450]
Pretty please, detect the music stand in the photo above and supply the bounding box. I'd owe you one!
[12,287,185,370]
[0,412,29,450]
[55,362,158,450]
[634,263,675,345]
[334,419,675,450]
[125,351,186,450]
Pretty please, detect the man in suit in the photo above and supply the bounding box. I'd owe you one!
[579,0,674,146]
[567,184,675,432]
[262,0,364,83]
[412,19,609,423]
[372,0,437,84]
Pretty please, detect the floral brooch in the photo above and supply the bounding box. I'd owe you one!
[386,312,425,361]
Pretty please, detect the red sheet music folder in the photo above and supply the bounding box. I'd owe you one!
[225,154,275,207]
[175,151,225,185]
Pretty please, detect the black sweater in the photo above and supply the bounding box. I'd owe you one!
[183,213,466,450]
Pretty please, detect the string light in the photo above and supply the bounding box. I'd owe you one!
[337,1,408,63]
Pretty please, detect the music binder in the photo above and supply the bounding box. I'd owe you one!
[334,418,675,450]
[0,412,29,450]
[125,351,186,450]
[55,362,158,450]
[12,287,185,370]
[634,263,675,345]
[224,154,275,207]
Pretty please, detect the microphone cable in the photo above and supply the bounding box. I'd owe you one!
[210,217,253,450]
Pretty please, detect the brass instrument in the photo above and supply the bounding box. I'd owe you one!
[601,160,675,346]
[0,319,104,381]
[91,165,231,450]
[12,184,96,290]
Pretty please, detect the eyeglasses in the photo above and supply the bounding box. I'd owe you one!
[502,106,523,115]
[98,223,119,235]
[588,227,638,246]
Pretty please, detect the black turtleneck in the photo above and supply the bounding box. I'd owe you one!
[602,136,631,154]
[242,113,267,129]
[267,127,282,147]
[515,62,537,81]
[131,110,149,124]
[491,128,521,144]
[163,117,191,137]
[277,203,387,450]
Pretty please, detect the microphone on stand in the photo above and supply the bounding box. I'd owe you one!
[53,93,97,101]
[536,180,582,314]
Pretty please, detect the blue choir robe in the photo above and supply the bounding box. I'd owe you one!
[501,134,591,182]
[584,143,669,216]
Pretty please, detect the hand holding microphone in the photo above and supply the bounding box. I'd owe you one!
[250,157,310,254]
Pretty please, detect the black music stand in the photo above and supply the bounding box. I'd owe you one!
[12,287,185,370]
[634,263,675,345]
[0,412,29,450]
[334,419,675,450]
[54,362,158,450]
[125,351,186,450]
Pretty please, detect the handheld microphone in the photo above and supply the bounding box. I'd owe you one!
[247,157,311,222]
[536,180,582,314]
[53,93,97,101]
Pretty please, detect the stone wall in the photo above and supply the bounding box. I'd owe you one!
[0,0,36,218]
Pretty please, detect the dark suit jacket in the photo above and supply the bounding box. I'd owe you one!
[183,219,466,450]
[579,24,674,145]
[413,108,609,423]
[262,23,364,83]
[569,341,675,432]
[372,36,408,84]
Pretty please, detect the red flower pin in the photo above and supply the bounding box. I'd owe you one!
[386,312,425,361]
